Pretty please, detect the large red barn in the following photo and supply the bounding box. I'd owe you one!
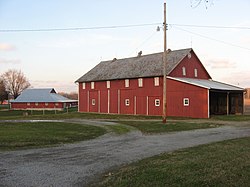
[76,48,244,118]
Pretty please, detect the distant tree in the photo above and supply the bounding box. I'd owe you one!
[59,91,78,100]
[1,69,31,99]
[0,79,8,104]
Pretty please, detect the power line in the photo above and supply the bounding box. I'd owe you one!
[172,25,250,51]
[0,23,161,33]
[169,23,250,30]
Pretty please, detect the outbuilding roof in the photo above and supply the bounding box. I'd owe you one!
[76,48,193,82]
[168,77,244,91]
[11,88,77,103]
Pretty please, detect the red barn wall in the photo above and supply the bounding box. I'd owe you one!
[169,51,211,79]
[11,102,76,110]
[166,79,209,118]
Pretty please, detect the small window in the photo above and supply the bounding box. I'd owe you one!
[45,103,48,106]
[155,99,160,107]
[35,102,38,106]
[138,78,143,87]
[154,77,159,86]
[194,69,198,77]
[125,99,130,106]
[91,82,95,89]
[55,103,59,106]
[182,67,186,76]
[125,79,129,88]
[82,83,86,89]
[106,81,110,88]
[27,102,30,106]
[183,98,189,106]
[92,99,96,106]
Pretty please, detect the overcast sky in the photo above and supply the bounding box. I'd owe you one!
[0,0,250,92]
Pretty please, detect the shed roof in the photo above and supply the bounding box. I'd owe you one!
[168,77,244,91]
[76,48,193,82]
[11,88,77,103]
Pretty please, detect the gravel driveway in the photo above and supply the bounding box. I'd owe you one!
[0,120,250,187]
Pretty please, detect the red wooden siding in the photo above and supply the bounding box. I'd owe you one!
[166,79,209,118]
[169,51,211,79]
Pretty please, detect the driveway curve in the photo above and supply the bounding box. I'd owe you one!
[0,120,250,187]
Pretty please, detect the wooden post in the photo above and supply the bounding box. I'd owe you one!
[162,2,167,123]
[226,92,229,115]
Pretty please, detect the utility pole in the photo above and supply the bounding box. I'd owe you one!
[162,2,167,123]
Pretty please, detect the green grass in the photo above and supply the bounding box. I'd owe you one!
[118,121,221,134]
[0,104,9,110]
[0,122,106,151]
[106,125,132,135]
[95,137,250,187]
[211,115,250,121]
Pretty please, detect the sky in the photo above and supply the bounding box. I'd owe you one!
[0,0,250,92]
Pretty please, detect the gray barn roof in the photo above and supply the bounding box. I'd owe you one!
[11,88,77,103]
[76,48,193,83]
[168,77,244,91]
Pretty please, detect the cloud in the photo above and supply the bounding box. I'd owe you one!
[0,58,20,64]
[0,43,16,51]
[205,59,236,69]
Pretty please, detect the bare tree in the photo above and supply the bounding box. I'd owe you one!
[1,69,31,99]
[58,91,78,100]
[0,79,8,104]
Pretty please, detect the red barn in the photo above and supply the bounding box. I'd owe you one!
[11,88,78,110]
[76,48,244,118]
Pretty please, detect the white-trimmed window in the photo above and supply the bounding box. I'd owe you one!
[45,103,48,106]
[155,99,160,107]
[125,79,129,88]
[27,102,30,106]
[35,102,38,106]
[154,77,159,86]
[182,67,186,76]
[183,98,189,106]
[125,99,130,106]
[194,68,198,77]
[138,78,143,87]
[92,99,96,106]
[106,81,110,88]
[55,103,59,106]
[82,83,86,89]
[91,82,95,89]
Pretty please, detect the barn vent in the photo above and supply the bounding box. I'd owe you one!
[137,51,142,57]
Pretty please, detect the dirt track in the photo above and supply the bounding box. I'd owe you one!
[0,120,249,187]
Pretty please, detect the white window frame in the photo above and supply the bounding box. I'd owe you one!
[138,78,143,87]
[154,77,159,86]
[45,102,48,106]
[92,99,96,106]
[155,99,160,107]
[194,68,198,77]
[35,102,38,106]
[106,81,110,89]
[182,67,186,76]
[183,98,189,106]
[55,103,59,106]
[27,102,30,106]
[91,82,95,89]
[125,99,130,106]
[82,82,86,89]
[125,79,129,88]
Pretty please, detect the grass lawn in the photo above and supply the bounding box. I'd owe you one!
[118,121,221,134]
[0,122,106,151]
[95,137,250,187]
[211,115,250,121]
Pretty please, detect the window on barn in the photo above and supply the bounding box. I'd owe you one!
[183,98,189,106]
[82,83,86,89]
[55,103,59,106]
[182,67,186,76]
[106,81,110,88]
[27,103,30,106]
[92,99,96,106]
[125,99,130,106]
[194,69,198,77]
[155,99,160,107]
[154,77,159,86]
[45,103,48,106]
[91,82,95,89]
[125,79,129,88]
[35,102,38,106]
[138,78,143,87]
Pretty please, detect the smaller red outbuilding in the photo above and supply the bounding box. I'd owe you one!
[10,88,78,110]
